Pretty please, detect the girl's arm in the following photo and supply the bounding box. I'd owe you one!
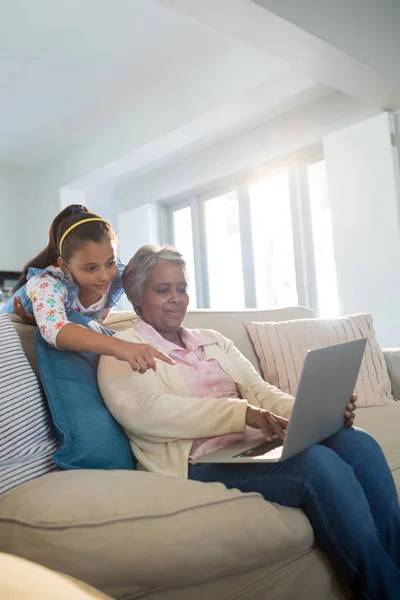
[26,273,173,371]
[56,323,173,371]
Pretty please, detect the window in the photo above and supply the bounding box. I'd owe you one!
[204,191,245,309]
[166,153,339,316]
[249,173,298,309]
[171,206,197,308]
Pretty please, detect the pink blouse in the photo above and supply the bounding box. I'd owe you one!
[135,319,258,460]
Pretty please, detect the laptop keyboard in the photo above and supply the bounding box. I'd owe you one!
[232,436,284,458]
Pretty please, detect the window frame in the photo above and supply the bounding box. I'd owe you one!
[163,145,326,312]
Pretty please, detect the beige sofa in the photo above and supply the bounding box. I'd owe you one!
[1,306,400,600]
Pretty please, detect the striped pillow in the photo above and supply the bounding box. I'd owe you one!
[0,314,57,495]
[245,313,394,408]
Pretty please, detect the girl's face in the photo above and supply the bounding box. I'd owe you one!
[59,237,118,298]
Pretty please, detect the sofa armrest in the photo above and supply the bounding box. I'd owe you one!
[383,348,400,400]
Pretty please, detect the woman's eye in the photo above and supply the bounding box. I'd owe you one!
[108,259,116,267]
[179,287,188,294]
[86,266,97,272]
[157,288,169,294]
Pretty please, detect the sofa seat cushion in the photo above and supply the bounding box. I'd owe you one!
[0,552,113,600]
[0,470,317,599]
[355,404,400,487]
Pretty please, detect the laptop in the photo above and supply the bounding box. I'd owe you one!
[192,338,367,464]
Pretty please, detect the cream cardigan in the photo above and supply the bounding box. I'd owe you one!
[98,326,295,478]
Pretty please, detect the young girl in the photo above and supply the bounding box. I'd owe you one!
[2,204,173,373]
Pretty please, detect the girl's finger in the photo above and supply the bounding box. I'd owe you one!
[143,351,156,370]
[129,359,140,372]
[153,349,175,365]
[135,358,148,373]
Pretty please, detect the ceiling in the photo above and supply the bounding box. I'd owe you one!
[2,0,400,182]
[0,0,287,168]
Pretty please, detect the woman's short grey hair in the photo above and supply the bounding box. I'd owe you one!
[123,245,187,315]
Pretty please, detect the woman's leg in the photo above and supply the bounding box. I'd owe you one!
[320,427,400,566]
[189,444,400,600]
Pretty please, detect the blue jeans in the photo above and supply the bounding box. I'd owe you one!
[188,428,400,600]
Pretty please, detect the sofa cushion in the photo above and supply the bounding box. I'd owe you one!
[355,404,400,485]
[0,553,113,600]
[245,313,393,408]
[7,314,39,378]
[0,469,316,600]
[383,348,400,401]
[35,311,135,471]
[0,314,57,495]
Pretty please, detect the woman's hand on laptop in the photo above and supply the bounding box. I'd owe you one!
[245,405,288,442]
[344,394,357,427]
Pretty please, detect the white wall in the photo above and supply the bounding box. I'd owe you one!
[117,203,161,310]
[324,112,400,347]
[60,187,86,210]
[85,186,117,228]
[0,164,35,271]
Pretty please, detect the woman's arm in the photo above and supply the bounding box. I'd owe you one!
[214,331,295,419]
[98,352,248,441]
[214,332,356,429]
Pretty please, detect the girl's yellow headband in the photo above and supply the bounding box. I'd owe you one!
[59,218,109,255]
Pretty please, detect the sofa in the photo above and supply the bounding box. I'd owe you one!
[1,306,400,600]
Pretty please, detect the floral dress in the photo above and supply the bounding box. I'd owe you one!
[1,262,124,347]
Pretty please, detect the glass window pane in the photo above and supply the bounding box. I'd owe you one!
[204,191,245,308]
[172,206,197,308]
[307,161,339,317]
[249,173,298,308]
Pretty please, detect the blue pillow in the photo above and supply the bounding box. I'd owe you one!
[35,311,135,471]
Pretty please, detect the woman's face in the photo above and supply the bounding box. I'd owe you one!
[137,262,189,333]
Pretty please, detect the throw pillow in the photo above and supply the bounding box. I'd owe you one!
[245,313,394,408]
[0,314,57,495]
[35,311,135,470]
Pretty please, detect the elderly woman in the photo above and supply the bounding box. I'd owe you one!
[98,245,400,600]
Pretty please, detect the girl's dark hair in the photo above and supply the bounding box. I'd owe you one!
[14,204,117,291]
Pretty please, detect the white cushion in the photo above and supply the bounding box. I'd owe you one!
[0,314,57,494]
[245,313,393,408]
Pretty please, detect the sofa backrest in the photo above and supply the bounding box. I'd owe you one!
[105,307,316,373]
[6,307,315,377]
[7,314,39,378]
